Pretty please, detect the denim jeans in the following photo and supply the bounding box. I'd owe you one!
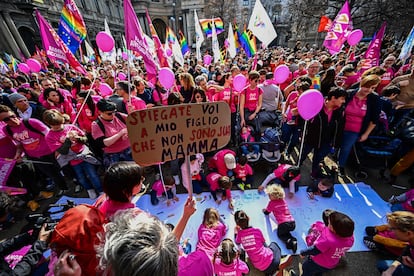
[281,122,300,153]
[103,147,133,168]
[302,257,330,276]
[377,259,414,275]
[262,242,282,275]
[72,161,103,192]
[299,143,332,175]
[338,131,360,167]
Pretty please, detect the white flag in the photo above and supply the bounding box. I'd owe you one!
[211,20,221,63]
[167,27,184,66]
[194,10,205,61]
[84,40,95,60]
[227,24,237,58]
[398,25,414,63]
[248,0,277,48]
[103,18,117,64]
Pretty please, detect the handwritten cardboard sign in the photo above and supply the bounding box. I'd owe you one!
[127,102,231,166]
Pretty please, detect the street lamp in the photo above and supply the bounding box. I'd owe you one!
[172,1,177,34]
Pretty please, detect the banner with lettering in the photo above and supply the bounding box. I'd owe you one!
[127,102,231,166]
[0,158,16,186]
[362,22,387,71]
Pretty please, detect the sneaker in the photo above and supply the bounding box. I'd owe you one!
[44,179,55,191]
[277,255,293,276]
[173,175,180,185]
[87,189,97,199]
[286,239,298,253]
[237,183,245,191]
[38,191,54,200]
[74,185,82,193]
[388,195,399,204]
[365,226,377,236]
[339,167,345,176]
[56,189,68,197]
[245,183,252,189]
[27,200,40,211]
[363,236,380,251]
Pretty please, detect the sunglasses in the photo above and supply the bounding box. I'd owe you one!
[103,111,116,116]
[2,115,17,122]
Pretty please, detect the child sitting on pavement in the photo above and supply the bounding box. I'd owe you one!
[388,188,414,212]
[206,173,234,209]
[150,175,179,206]
[240,126,260,160]
[306,209,335,246]
[234,156,254,191]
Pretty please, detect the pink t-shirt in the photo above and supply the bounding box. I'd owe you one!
[152,88,169,106]
[311,229,354,269]
[273,164,300,181]
[42,99,76,122]
[402,188,414,212]
[377,67,395,94]
[344,74,361,89]
[91,114,130,154]
[235,227,273,271]
[126,97,147,113]
[94,195,138,220]
[214,258,249,276]
[208,149,236,177]
[285,91,299,121]
[215,88,238,113]
[3,118,51,158]
[265,198,294,224]
[234,163,253,179]
[0,124,17,159]
[45,124,85,166]
[151,179,173,197]
[242,86,263,112]
[196,222,227,259]
[206,172,231,200]
[178,250,214,276]
[306,221,326,246]
[344,96,367,133]
[76,99,100,133]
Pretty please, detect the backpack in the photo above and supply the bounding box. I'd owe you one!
[95,112,126,137]
[5,118,44,137]
[260,127,281,151]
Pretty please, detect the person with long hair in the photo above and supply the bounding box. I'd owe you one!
[42,87,75,122]
[179,73,196,103]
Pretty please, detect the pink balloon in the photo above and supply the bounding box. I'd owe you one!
[122,52,128,60]
[18,63,30,74]
[203,55,212,65]
[26,58,41,72]
[347,29,363,46]
[232,74,247,92]
[118,72,126,80]
[273,65,290,84]
[158,67,175,89]
[96,31,115,52]
[99,83,113,97]
[166,49,172,57]
[297,89,324,120]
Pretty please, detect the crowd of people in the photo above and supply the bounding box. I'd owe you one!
[0,40,414,275]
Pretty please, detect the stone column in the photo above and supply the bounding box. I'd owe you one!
[0,13,21,58]
[3,12,30,58]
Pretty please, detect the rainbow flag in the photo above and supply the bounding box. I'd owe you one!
[179,30,190,56]
[10,55,18,72]
[0,58,9,73]
[237,27,256,58]
[58,0,87,54]
[199,18,224,37]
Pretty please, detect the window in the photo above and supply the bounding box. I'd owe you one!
[243,0,249,7]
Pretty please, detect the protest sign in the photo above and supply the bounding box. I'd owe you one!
[127,102,231,166]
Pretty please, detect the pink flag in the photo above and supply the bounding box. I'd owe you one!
[35,10,86,75]
[362,22,387,71]
[0,158,16,186]
[145,10,169,68]
[323,0,352,55]
[124,0,158,83]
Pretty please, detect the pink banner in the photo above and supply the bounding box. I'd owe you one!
[146,10,169,68]
[323,0,352,55]
[124,0,158,83]
[36,10,87,75]
[0,158,16,186]
[362,22,387,70]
